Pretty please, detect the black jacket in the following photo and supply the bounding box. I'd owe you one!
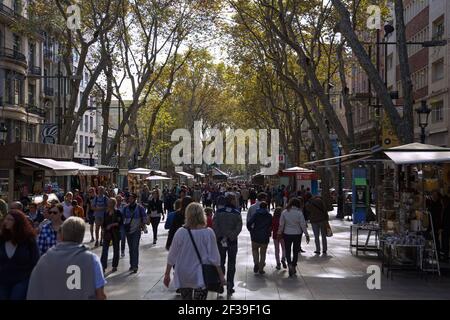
[0,239,40,286]
[166,210,184,250]
[247,209,272,244]
[148,199,163,214]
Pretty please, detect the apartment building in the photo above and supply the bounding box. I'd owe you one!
[1,0,99,162]
[72,50,98,165]
[0,0,45,144]
[350,0,450,148]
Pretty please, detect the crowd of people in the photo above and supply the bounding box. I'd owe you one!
[0,180,331,300]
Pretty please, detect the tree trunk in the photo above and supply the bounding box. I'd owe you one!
[337,42,355,148]
[331,0,407,143]
[394,0,415,143]
[101,67,113,165]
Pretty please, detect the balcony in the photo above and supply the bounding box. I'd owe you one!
[26,104,46,118]
[28,65,42,77]
[0,3,22,19]
[0,47,27,65]
[44,87,54,97]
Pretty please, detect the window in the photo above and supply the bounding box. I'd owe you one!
[90,116,93,132]
[26,125,33,142]
[84,115,89,132]
[80,117,83,132]
[79,135,84,154]
[15,125,21,142]
[29,43,35,66]
[28,83,35,106]
[431,101,444,123]
[433,17,445,41]
[13,34,21,53]
[432,59,444,82]
[85,136,88,154]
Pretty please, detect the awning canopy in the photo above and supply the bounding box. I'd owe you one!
[128,168,151,175]
[304,150,372,166]
[145,175,172,181]
[151,170,167,176]
[195,172,206,177]
[384,143,450,165]
[176,171,194,179]
[95,165,117,174]
[212,167,229,177]
[18,158,98,176]
[56,161,98,176]
[282,166,315,173]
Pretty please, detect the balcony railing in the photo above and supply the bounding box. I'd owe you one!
[44,87,54,96]
[0,3,21,18]
[0,47,26,63]
[28,65,42,76]
[26,104,46,118]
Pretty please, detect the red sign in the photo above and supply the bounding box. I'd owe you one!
[296,173,317,180]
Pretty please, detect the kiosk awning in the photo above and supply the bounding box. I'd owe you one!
[18,158,98,176]
[128,168,151,175]
[145,175,172,181]
[57,161,98,176]
[195,172,206,177]
[152,170,168,176]
[176,171,194,179]
[212,167,229,177]
[384,143,450,165]
[304,151,372,166]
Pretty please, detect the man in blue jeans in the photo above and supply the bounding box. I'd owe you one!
[212,195,243,297]
[122,193,147,273]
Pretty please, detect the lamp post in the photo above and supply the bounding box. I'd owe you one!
[88,142,95,167]
[416,100,431,144]
[336,142,344,219]
[0,123,7,145]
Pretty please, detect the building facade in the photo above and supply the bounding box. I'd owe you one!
[1,0,99,164]
[1,0,45,144]
[350,0,450,148]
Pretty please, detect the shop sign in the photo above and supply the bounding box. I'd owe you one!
[296,173,317,180]
[41,124,58,144]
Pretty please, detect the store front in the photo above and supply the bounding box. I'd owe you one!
[0,142,74,204]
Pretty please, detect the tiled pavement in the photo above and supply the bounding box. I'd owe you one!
[85,208,450,300]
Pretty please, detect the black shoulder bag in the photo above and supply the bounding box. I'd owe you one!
[185,227,224,293]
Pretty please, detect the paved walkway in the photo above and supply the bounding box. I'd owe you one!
[85,208,450,300]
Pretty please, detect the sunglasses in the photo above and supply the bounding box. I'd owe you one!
[49,210,59,215]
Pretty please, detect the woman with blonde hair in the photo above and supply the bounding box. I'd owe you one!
[277,197,310,277]
[164,203,224,300]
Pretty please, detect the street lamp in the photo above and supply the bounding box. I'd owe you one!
[416,100,431,144]
[336,142,344,219]
[0,123,7,145]
[88,142,95,166]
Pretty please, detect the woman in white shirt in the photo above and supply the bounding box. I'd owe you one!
[164,203,225,300]
[277,198,310,277]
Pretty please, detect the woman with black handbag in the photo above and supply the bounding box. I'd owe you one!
[164,203,225,300]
